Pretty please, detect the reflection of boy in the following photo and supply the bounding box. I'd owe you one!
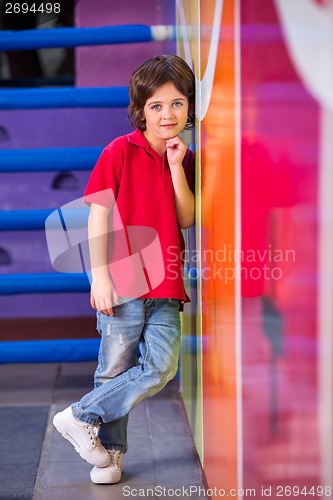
[53,55,195,485]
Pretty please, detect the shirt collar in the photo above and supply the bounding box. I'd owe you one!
[127,128,148,148]
[127,128,163,162]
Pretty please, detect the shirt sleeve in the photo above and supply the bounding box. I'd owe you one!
[83,140,124,209]
[183,148,195,194]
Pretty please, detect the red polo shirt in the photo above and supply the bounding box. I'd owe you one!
[83,128,195,303]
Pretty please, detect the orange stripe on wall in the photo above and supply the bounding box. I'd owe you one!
[201,0,238,492]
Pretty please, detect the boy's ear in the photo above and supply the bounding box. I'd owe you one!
[139,112,146,130]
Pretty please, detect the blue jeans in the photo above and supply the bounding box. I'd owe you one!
[72,298,181,453]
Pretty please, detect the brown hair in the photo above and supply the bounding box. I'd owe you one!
[128,54,195,131]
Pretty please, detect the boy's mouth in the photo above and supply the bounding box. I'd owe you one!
[161,124,177,129]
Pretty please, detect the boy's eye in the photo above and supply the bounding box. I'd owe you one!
[151,104,161,110]
[172,101,182,107]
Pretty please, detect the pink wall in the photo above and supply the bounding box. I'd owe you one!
[178,0,332,494]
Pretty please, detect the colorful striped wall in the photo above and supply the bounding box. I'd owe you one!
[178,0,333,495]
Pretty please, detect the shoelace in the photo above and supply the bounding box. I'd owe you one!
[108,449,122,470]
[85,424,100,448]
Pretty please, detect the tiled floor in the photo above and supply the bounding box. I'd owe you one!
[0,362,206,500]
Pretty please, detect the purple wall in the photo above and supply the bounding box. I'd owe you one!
[76,0,176,87]
[0,0,175,319]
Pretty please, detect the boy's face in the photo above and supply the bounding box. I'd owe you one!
[143,83,189,150]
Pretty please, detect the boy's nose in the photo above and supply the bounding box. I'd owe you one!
[162,107,174,119]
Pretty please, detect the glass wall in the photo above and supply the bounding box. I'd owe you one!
[178,0,333,495]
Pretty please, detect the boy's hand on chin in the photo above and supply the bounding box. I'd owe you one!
[166,136,187,168]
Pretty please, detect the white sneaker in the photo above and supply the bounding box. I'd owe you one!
[53,406,110,467]
[90,449,124,484]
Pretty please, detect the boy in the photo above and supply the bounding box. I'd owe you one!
[53,54,195,485]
